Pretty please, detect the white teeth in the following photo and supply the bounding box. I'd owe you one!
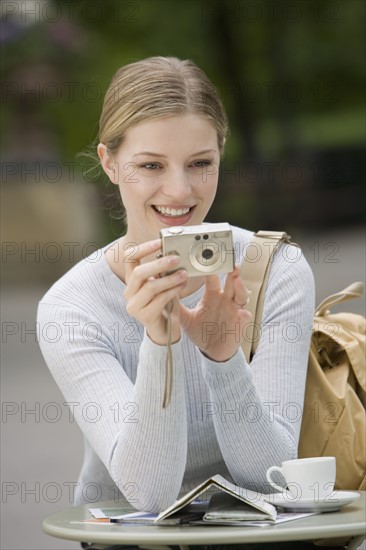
[155,206,191,216]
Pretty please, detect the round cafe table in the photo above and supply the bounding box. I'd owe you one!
[42,493,366,549]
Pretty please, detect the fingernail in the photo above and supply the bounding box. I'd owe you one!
[167,255,180,264]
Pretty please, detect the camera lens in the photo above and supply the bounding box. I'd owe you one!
[202,248,214,260]
[192,241,220,269]
[203,234,209,240]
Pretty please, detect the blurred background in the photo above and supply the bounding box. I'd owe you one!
[1,0,365,548]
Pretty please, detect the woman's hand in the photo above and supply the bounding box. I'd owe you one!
[179,266,251,362]
[124,239,188,346]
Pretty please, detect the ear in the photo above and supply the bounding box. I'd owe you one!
[97,143,118,184]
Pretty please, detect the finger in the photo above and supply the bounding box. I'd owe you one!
[138,283,186,321]
[237,307,252,323]
[204,274,222,293]
[124,239,161,281]
[228,266,251,308]
[128,269,187,306]
[124,255,182,298]
[232,274,249,307]
[223,265,241,299]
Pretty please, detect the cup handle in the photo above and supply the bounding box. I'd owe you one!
[266,466,288,493]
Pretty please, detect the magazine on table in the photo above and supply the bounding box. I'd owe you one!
[155,474,277,523]
[91,474,317,526]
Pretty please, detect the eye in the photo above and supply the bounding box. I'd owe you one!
[139,163,161,170]
[192,160,213,168]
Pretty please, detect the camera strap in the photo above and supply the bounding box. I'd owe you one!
[162,300,174,408]
[240,231,294,362]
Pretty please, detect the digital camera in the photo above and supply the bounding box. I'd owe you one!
[160,222,235,277]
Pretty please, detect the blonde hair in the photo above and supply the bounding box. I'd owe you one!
[99,56,229,156]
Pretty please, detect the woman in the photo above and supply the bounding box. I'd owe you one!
[37,57,319,549]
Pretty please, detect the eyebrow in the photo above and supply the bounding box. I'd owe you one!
[132,149,217,158]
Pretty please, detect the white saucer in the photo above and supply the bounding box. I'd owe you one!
[267,491,360,513]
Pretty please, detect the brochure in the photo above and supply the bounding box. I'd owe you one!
[154,474,276,524]
[89,474,319,527]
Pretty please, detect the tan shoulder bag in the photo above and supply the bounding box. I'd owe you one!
[240,230,366,491]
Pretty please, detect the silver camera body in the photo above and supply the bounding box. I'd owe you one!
[160,222,235,277]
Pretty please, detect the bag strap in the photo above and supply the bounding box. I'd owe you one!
[240,230,294,362]
[315,281,364,316]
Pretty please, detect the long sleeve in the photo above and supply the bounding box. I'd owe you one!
[37,303,188,513]
[37,227,315,510]
[200,242,315,492]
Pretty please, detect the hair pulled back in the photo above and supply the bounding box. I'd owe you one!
[99,56,228,156]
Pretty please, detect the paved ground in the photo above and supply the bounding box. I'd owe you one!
[1,225,365,550]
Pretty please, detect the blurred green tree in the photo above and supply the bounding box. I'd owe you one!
[1,0,364,234]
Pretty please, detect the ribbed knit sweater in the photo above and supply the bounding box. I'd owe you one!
[37,225,315,513]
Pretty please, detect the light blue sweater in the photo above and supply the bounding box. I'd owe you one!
[37,225,315,512]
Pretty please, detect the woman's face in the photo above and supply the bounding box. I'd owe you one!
[99,113,221,244]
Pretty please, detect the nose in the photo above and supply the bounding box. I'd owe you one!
[162,169,192,202]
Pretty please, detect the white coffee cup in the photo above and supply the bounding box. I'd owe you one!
[266,457,336,500]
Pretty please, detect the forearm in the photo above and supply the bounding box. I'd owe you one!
[37,302,188,513]
[202,349,298,492]
[109,334,188,512]
[199,238,314,491]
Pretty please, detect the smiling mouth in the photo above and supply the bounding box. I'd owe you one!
[153,206,194,217]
